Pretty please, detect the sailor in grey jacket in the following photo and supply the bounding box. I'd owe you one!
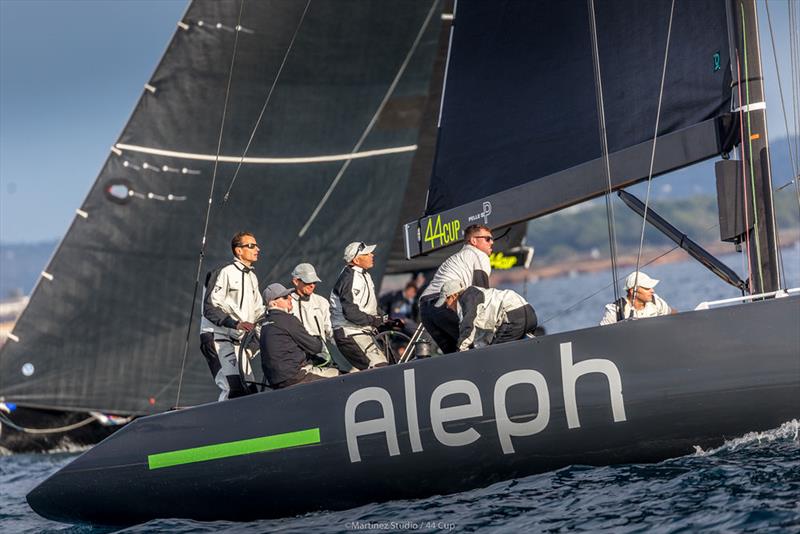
[289,263,334,366]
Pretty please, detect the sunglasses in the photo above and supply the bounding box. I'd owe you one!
[237,243,259,249]
[473,235,494,243]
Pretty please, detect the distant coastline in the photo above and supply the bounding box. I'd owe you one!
[493,231,800,285]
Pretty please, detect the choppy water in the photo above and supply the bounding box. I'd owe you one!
[2,246,799,533]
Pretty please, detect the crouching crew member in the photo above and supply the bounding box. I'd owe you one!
[200,232,265,401]
[419,224,493,353]
[436,280,537,352]
[260,283,339,389]
[330,242,388,370]
[289,263,334,367]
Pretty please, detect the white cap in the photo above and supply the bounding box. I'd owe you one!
[435,279,466,307]
[624,271,659,290]
[343,241,376,262]
[291,263,321,284]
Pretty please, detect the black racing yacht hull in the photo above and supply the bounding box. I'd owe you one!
[28,296,800,525]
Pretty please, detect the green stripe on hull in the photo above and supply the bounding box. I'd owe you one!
[148,427,321,470]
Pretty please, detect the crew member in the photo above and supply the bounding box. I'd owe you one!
[330,242,388,370]
[600,271,676,325]
[435,280,537,351]
[289,262,334,367]
[419,224,493,353]
[379,281,419,337]
[260,283,339,389]
[200,232,265,401]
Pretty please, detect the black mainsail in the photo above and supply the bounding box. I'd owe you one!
[0,0,444,418]
[404,0,736,258]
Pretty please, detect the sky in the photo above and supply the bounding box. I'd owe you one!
[0,0,797,243]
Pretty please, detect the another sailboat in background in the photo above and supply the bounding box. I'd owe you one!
[1,0,533,452]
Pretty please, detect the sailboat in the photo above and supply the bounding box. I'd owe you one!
[26,0,800,526]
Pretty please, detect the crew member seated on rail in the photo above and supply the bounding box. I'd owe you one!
[200,231,265,401]
[330,242,389,370]
[435,280,538,352]
[289,262,335,368]
[260,283,339,389]
[599,271,676,325]
[419,224,493,354]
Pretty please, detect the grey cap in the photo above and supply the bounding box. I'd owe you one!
[434,279,466,307]
[343,241,376,262]
[263,282,294,303]
[291,263,321,284]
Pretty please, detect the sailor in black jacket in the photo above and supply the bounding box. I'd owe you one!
[330,242,388,370]
[260,283,339,389]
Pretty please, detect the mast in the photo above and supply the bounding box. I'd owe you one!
[728,0,781,293]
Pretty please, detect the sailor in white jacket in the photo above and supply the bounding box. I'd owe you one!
[419,224,493,353]
[435,280,538,352]
[200,232,266,400]
[289,262,334,367]
[600,271,676,325]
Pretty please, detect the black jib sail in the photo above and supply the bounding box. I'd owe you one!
[0,0,444,416]
[404,0,736,258]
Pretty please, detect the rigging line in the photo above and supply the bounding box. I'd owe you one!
[221,0,312,204]
[632,0,675,294]
[792,2,800,168]
[737,51,754,294]
[741,2,765,292]
[175,0,246,409]
[587,0,621,305]
[296,0,440,240]
[755,1,787,289]
[765,0,800,212]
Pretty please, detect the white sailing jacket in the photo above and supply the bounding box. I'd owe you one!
[599,294,671,325]
[201,259,265,340]
[330,265,382,334]
[421,244,491,300]
[457,286,528,351]
[290,291,333,358]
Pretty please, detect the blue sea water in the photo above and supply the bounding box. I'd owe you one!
[2,245,799,533]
